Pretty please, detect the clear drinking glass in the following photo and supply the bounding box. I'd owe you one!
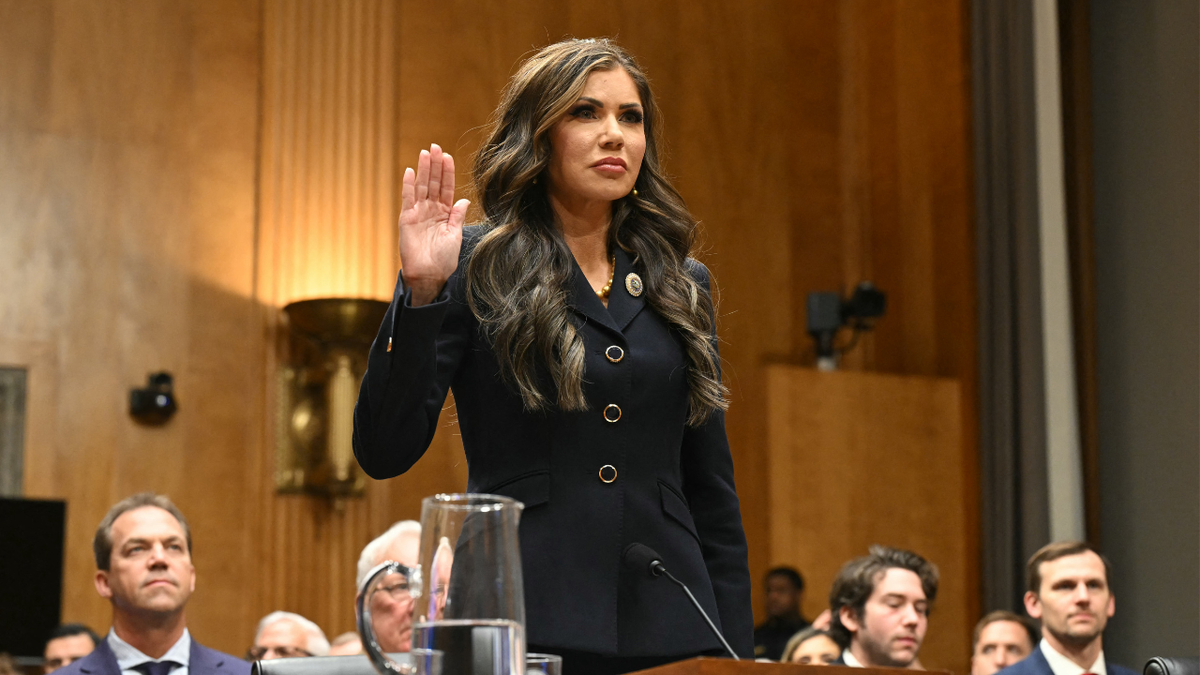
[413,493,526,675]
[358,493,527,675]
[524,653,563,675]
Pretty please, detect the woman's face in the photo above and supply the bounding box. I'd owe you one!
[546,67,646,209]
[790,634,841,665]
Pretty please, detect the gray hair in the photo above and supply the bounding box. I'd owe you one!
[254,611,330,656]
[356,520,421,589]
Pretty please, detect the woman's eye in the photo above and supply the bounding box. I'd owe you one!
[621,111,644,123]
[571,106,597,119]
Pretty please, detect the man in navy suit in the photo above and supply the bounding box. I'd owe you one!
[57,493,249,675]
[996,542,1138,675]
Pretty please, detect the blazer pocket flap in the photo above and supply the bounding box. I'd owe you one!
[487,471,550,509]
[659,482,700,543]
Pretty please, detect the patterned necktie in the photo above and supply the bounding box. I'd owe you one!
[136,661,178,675]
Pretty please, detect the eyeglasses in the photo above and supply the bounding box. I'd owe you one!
[377,580,412,600]
[246,646,313,660]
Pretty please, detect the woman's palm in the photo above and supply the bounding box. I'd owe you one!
[399,144,469,301]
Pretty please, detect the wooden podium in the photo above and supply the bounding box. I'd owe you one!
[629,657,949,675]
[763,366,974,674]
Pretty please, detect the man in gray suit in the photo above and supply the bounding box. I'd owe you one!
[57,493,249,675]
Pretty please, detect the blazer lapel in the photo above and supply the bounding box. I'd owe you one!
[80,637,121,675]
[566,252,622,336]
[189,641,224,674]
[605,247,646,332]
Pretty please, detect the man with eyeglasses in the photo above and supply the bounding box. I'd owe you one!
[247,612,329,661]
[355,521,421,653]
[55,493,249,675]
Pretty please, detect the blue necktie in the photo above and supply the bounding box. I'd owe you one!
[136,661,178,675]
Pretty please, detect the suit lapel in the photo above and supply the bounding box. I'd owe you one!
[80,637,121,675]
[566,250,622,336]
[605,247,646,331]
[1032,643,1052,675]
[189,642,224,674]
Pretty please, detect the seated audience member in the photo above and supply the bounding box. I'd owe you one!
[326,633,362,657]
[356,520,421,653]
[754,566,811,660]
[971,611,1038,675]
[247,612,329,661]
[996,542,1137,675]
[829,545,938,669]
[782,627,841,665]
[44,624,101,673]
[57,493,250,675]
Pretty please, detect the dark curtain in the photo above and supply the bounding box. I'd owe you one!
[970,0,1052,613]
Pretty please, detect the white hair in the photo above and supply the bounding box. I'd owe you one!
[356,520,421,590]
[254,611,331,656]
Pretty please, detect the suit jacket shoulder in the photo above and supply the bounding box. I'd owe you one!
[996,646,1054,675]
[1108,661,1139,675]
[58,638,120,675]
[189,641,250,675]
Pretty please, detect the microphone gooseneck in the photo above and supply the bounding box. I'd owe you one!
[621,543,740,660]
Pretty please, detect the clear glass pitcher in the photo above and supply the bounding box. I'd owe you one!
[358,493,526,675]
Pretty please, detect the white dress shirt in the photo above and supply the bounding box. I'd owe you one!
[842,649,865,668]
[107,628,191,675]
[1040,638,1108,675]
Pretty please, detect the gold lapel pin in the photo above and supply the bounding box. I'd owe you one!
[625,273,643,297]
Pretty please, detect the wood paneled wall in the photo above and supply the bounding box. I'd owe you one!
[1,0,976,665]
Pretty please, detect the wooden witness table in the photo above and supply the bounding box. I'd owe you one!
[629,657,951,675]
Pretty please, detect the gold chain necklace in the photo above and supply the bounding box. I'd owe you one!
[596,256,616,299]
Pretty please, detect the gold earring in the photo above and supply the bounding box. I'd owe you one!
[631,188,639,197]
[533,177,538,185]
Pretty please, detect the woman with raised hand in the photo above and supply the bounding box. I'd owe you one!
[353,38,752,674]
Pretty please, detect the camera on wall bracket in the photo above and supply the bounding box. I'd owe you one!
[806,282,887,371]
[129,372,178,425]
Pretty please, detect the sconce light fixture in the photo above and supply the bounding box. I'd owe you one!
[277,298,389,498]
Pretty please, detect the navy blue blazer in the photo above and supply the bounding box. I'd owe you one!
[353,227,754,658]
[996,643,1138,675]
[56,634,249,675]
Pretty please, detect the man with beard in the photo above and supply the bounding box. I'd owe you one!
[996,543,1137,675]
[57,494,249,675]
[828,546,938,668]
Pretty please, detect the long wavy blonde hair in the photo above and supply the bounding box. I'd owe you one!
[467,38,727,425]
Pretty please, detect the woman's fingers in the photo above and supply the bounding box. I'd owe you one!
[402,145,456,223]
[400,167,415,214]
[427,144,444,204]
[449,199,470,228]
[440,153,457,207]
[414,149,431,202]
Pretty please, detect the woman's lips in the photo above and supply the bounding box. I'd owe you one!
[592,158,627,174]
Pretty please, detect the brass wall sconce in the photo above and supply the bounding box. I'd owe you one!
[277,298,389,498]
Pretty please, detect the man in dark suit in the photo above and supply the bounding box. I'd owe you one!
[753,567,810,660]
[995,542,1138,675]
[57,493,249,675]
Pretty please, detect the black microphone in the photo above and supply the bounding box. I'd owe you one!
[622,543,740,660]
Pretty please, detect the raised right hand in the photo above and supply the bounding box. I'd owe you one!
[399,143,470,306]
